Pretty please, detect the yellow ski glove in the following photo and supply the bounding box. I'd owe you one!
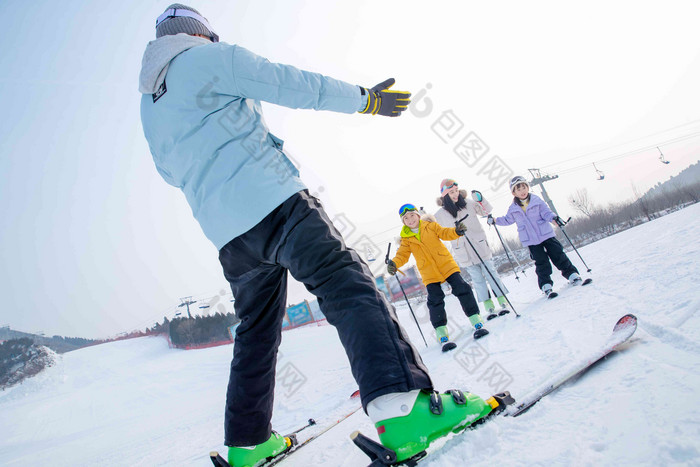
[359,78,411,117]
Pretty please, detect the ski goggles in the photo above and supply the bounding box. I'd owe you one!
[440,179,458,194]
[156,8,219,41]
[398,203,418,217]
[509,176,529,192]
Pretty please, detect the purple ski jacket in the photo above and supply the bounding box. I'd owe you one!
[494,194,556,247]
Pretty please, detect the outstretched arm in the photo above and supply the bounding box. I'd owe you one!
[538,200,557,222]
[494,211,516,226]
[229,45,409,116]
[392,241,412,269]
[433,222,460,241]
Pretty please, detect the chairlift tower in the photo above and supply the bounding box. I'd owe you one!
[178,297,196,319]
[528,169,560,216]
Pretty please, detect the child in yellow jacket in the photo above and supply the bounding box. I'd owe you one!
[388,204,489,346]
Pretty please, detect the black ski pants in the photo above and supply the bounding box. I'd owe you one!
[528,237,579,289]
[425,272,480,329]
[218,191,432,446]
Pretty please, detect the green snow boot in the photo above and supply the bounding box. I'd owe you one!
[496,295,511,316]
[227,431,291,467]
[483,298,497,320]
[469,313,489,339]
[435,325,456,352]
[435,325,449,343]
[367,389,494,462]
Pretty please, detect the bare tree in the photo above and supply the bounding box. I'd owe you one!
[673,180,700,204]
[568,188,597,218]
[631,182,653,222]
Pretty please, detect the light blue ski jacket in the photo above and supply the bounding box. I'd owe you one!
[139,35,364,249]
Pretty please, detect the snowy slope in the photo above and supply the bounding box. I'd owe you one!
[2,204,699,466]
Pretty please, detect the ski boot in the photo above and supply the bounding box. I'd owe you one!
[542,283,558,299]
[435,325,457,352]
[226,431,293,467]
[469,314,489,339]
[483,298,498,321]
[569,272,593,286]
[568,272,583,286]
[473,323,489,339]
[496,296,511,316]
[363,389,494,464]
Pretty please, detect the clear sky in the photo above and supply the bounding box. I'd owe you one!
[1,0,699,338]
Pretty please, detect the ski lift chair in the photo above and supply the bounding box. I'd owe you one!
[593,163,605,180]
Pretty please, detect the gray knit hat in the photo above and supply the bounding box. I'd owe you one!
[155,4,219,42]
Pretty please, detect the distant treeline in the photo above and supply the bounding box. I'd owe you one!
[148,313,241,347]
[0,328,100,354]
[0,338,55,389]
[0,338,34,369]
[1,310,242,353]
[491,165,700,275]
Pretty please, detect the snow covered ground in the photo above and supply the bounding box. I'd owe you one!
[2,204,699,466]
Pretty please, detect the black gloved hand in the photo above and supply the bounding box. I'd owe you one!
[387,260,397,275]
[554,216,567,227]
[359,78,411,117]
[486,215,495,225]
[471,190,483,202]
[455,222,467,236]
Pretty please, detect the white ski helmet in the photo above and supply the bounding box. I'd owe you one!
[509,176,529,193]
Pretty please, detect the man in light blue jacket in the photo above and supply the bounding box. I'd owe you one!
[140,5,498,466]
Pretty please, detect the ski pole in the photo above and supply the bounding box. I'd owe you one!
[290,418,317,435]
[492,215,527,277]
[556,218,592,273]
[504,240,527,277]
[489,215,520,281]
[455,215,520,318]
[386,243,428,347]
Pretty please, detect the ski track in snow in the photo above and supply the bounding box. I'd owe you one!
[1,204,699,466]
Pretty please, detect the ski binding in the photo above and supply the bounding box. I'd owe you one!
[351,392,514,466]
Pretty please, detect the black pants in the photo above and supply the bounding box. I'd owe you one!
[425,272,480,328]
[528,237,579,289]
[218,191,432,446]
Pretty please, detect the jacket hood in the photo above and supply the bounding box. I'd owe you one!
[397,215,436,244]
[436,189,468,207]
[138,33,213,94]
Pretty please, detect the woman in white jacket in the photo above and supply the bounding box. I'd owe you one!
[434,179,510,319]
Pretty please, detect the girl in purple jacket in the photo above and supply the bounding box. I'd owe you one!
[489,176,582,297]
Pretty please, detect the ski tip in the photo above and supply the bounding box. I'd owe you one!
[209,452,230,467]
[350,430,360,440]
[613,314,637,332]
